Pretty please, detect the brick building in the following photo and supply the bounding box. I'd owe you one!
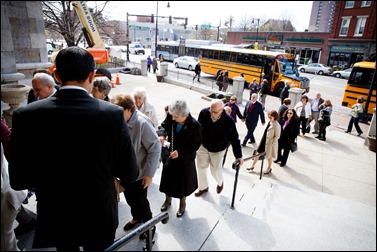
[226,1,376,68]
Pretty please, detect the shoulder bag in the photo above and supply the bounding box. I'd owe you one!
[163,126,174,169]
[290,139,298,153]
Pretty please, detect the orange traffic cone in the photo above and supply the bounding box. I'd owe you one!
[111,79,115,88]
[115,74,121,85]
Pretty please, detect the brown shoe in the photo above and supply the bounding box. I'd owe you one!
[216,183,224,194]
[195,187,209,197]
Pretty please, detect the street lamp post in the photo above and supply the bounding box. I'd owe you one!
[155,1,159,58]
[252,18,260,49]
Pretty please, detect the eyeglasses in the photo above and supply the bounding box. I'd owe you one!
[230,99,235,101]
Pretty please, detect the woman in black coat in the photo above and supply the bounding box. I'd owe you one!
[275,108,299,167]
[160,99,202,218]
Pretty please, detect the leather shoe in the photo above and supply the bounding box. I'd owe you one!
[216,183,224,194]
[195,187,209,197]
[280,163,286,167]
[160,202,171,212]
[241,143,246,147]
[273,159,280,163]
[123,220,139,231]
[264,168,272,175]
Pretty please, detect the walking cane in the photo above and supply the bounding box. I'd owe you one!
[230,152,265,209]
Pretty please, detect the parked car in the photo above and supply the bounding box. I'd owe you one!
[332,68,352,79]
[298,63,334,75]
[173,56,198,71]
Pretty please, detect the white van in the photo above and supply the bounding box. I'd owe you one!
[129,44,145,55]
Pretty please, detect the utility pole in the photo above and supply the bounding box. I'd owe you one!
[252,18,260,49]
[155,1,159,58]
[126,12,130,61]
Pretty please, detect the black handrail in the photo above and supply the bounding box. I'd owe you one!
[230,152,266,209]
[105,212,169,251]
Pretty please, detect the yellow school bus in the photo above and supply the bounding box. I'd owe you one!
[342,61,376,119]
[199,45,310,96]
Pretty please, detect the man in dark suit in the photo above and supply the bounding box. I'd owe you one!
[9,46,139,251]
[242,93,266,146]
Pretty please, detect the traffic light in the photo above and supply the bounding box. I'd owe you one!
[151,14,154,23]
[184,18,188,29]
[195,24,198,30]
[169,16,172,24]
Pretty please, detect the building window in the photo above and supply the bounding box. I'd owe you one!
[354,17,367,36]
[361,1,371,7]
[339,18,351,36]
[345,1,354,8]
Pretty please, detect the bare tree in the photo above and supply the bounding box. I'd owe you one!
[224,16,235,31]
[42,1,111,47]
[238,15,253,31]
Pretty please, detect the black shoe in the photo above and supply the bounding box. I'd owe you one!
[198,80,200,82]
[319,138,326,141]
[264,168,272,175]
[280,163,286,167]
[241,143,246,147]
[123,220,139,231]
[14,218,36,236]
[345,131,350,133]
[160,201,171,212]
[273,160,280,163]
[139,226,156,240]
[357,132,362,136]
[248,141,255,144]
[315,136,321,139]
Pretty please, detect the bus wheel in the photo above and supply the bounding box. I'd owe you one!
[274,83,284,97]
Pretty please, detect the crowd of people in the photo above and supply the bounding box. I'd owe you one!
[1,46,366,251]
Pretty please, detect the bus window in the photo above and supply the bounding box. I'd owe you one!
[349,68,373,87]
[219,51,230,61]
[213,50,219,60]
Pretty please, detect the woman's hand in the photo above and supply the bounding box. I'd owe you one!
[169,150,179,159]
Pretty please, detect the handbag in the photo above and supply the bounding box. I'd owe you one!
[290,141,298,153]
[114,177,125,202]
[163,125,174,169]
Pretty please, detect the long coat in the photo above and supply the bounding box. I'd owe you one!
[160,113,202,198]
[257,120,281,159]
[9,88,139,249]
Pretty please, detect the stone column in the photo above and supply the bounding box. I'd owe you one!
[160,62,169,77]
[232,77,244,105]
[288,88,304,109]
[140,59,147,76]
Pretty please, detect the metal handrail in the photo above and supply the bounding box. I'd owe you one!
[230,152,266,209]
[105,212,169,251]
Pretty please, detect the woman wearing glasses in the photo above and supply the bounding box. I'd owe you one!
[223,95,245,123]
[274,109,299,167]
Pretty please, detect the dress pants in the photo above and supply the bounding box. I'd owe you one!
[311,111,320,132]
[196,144,225,191]
[124,179,152,223]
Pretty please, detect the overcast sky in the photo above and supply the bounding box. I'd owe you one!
[89,1,314,32]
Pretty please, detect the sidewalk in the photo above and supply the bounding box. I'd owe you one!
[18,71,376,251]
